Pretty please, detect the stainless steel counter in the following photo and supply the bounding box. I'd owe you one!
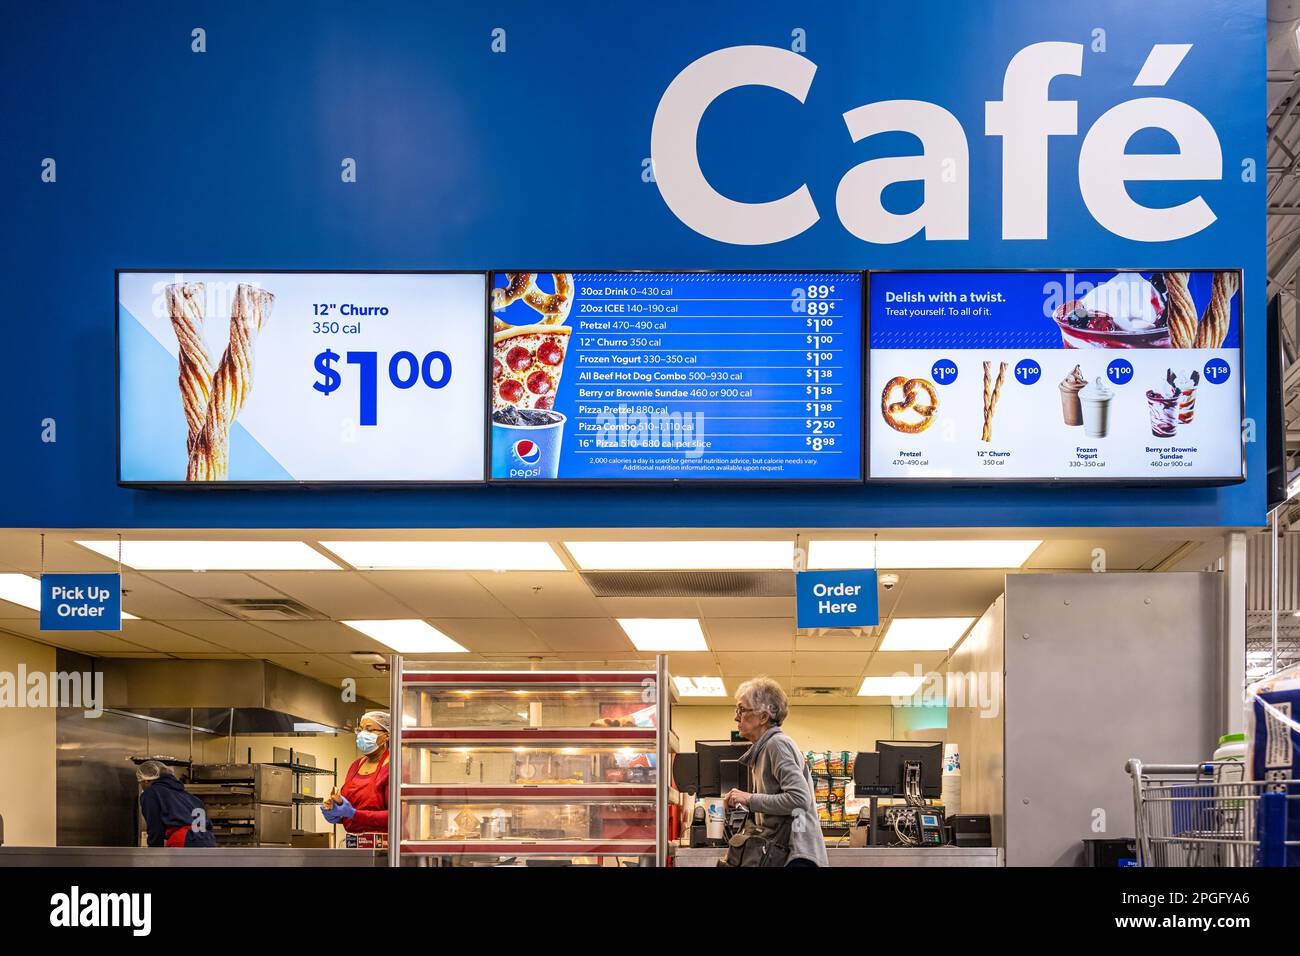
[671,846,1002,867]
[0,847,384,868]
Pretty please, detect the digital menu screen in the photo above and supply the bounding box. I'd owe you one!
[118,271,487,483]
[868,270,1244,482]
[489,272,863,481]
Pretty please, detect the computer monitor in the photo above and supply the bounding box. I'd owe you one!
[876,740,943,798]
[696,740,750,797]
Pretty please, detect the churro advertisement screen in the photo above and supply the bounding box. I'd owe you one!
[868,270,1244,483]
[488,272,864,482]
[117,271,488,484]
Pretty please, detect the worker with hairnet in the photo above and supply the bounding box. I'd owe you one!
[136,760,217,848]
[322,710,391,838]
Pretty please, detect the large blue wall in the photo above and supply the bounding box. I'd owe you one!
[0,1,1264,529]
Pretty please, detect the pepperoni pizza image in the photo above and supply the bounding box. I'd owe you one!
[491,273,573,411]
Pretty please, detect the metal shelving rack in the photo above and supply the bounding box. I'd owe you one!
[389,656,673,866]
[268,749,339,835]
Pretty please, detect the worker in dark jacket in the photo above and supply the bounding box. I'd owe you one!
[137,760,217,848]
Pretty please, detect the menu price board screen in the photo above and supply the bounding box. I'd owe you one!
[868,270,1244,482]
[489,272,863,481]
[118,271,487,483]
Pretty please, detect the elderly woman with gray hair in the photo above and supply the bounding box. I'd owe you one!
[722,676,828,867]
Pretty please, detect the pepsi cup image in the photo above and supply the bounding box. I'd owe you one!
[491,407,566,479]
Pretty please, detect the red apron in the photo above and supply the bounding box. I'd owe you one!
[164,826,189,847]
[340,751,390,834]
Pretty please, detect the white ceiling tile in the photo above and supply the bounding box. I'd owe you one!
[473,572,606,617]
[144,572,288,600]
[364,571,514,618]
[116,575,233,620]
[862,652,949,676]
[165,620,317,654]
[888,570,1005,617]
[428,619,551,654]
[664,651,719,675]
[696,596,795,618]
[255,621,394,654]
[522,618,633,652]
[0,622,155,655]
[795,627,882,652]
[116,622,231,654]
[793,652,870,676]
[596,597,702,618]
[716,652,794,678]
[703,618,794,651]
[248,572,405,618]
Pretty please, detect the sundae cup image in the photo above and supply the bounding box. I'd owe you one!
[1059,364,1086,426]
[1146,388,1178,439]
[1054,273,1168,349]
[1078,377,1113,439]
[1168,368,1200,424]
[491,406,566,479]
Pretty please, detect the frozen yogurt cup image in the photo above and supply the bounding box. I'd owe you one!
[1053,273,1170,349]
[1078,377,1114,439]
[1059,364,1086,426]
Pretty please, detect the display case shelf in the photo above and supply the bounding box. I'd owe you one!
[391,658,671,866]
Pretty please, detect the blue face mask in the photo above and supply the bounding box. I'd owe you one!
[356,730,380,754]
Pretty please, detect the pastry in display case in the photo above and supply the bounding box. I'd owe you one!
[392,659,674,866]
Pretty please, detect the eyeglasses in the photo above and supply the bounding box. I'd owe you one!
[734,705,758,719]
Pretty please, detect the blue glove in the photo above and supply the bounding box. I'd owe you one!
[321,796,355,824]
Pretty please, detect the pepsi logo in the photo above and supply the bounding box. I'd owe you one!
[513,440,540,464]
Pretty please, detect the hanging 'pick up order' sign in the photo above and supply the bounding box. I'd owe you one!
[40,574,122,631]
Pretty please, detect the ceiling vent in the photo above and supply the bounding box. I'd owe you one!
[208,597,324,622]
[581,570,794,598]
[791,685,852,698]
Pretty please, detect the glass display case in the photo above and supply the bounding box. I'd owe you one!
[390,658,673,866]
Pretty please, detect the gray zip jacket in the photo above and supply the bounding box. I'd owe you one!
[739,725,829,866]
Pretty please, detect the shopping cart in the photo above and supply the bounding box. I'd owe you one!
[1125,759,1299,867]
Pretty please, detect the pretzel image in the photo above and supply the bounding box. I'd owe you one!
[1161,272,1198,349]
[1193,271,1238,349]
[981,361,1008,443]
[184,283,275,480]
[165,283,213,461]
[492,272,573,326]
[881,376,938,433]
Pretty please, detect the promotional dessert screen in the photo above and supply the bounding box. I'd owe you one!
[868,271,1244,482]
[489,272,863,481]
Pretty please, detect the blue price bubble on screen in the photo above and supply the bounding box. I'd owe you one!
[931,359,957,385]
[1014,359,1040,385]
[1204,358,1231,384]
[1107,359,1134,386]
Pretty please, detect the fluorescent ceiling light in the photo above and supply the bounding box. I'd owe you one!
[75,540,340,571]
[672,675,727,697]
[858,675,926,697]
[342,620,468,654]
[879,617,976,651]
[808,539,1041,570]
[319,541,565,571]
[617,618,707,652]
[566,541,790,571]
[0,573,137,619]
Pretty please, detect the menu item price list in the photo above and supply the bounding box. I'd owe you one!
[562,272,863,480]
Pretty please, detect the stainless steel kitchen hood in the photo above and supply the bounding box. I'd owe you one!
[100,659,372,733]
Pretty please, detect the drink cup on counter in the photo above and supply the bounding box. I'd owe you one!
[1079,378,1113,439]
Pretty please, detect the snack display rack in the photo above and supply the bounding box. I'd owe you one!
[389,657,673,866]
